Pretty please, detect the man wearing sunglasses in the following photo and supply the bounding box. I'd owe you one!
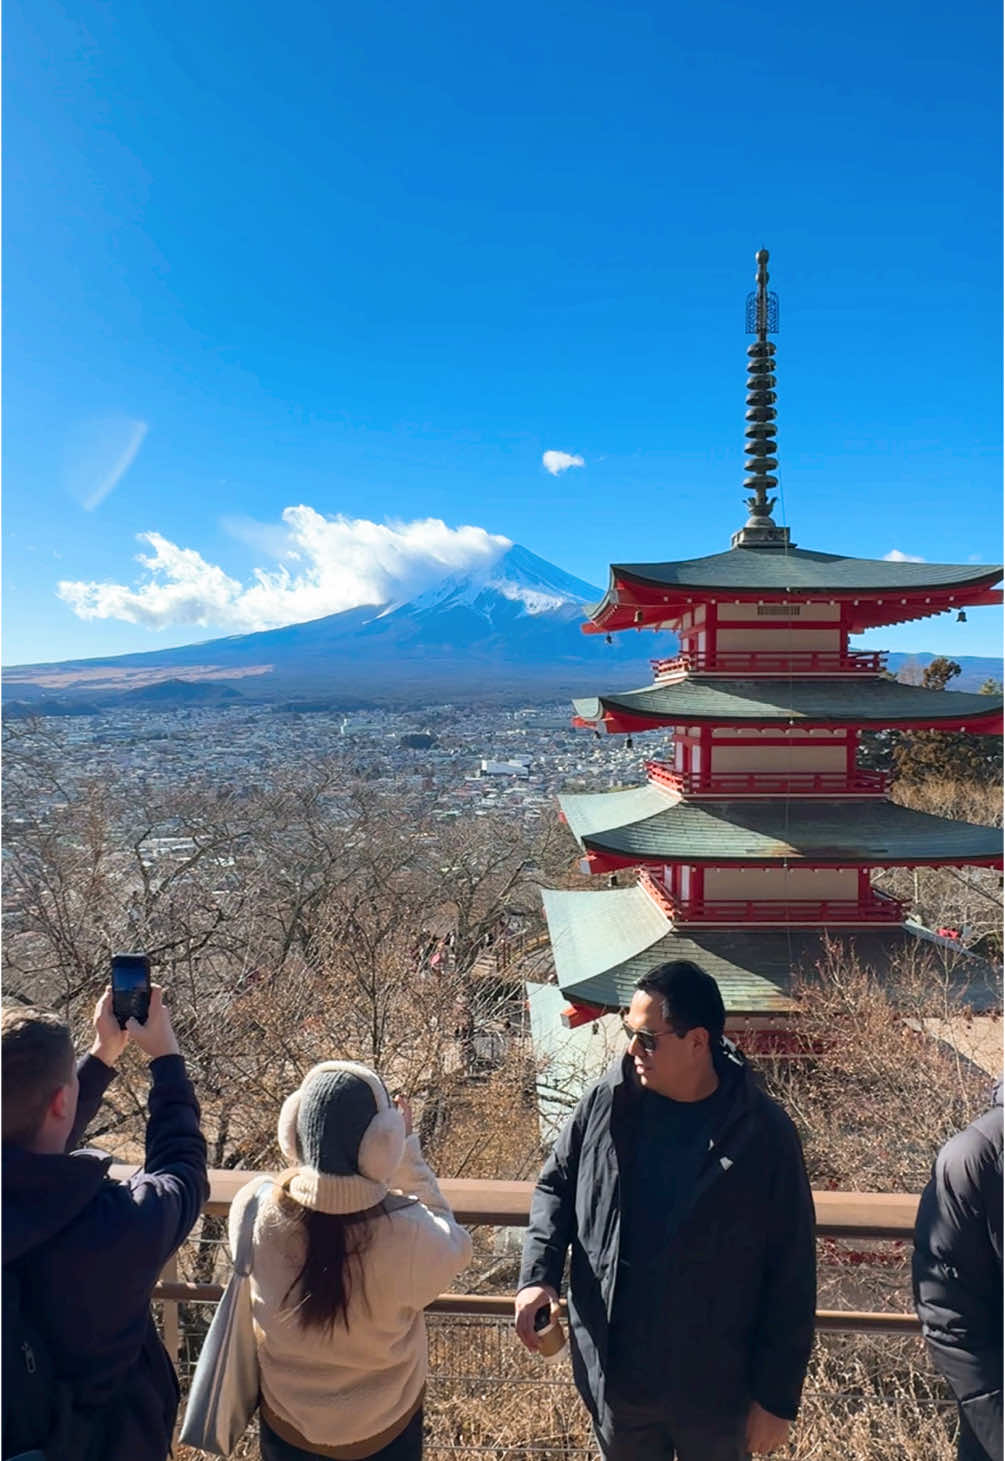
[515,960,815,1460]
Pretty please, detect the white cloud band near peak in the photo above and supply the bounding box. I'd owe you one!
[542,450,585,476]
[57,509,512,633]
[883,548,926,563]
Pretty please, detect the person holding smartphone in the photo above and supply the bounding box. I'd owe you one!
[2,977,208,1461]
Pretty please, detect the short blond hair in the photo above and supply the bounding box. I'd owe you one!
[1,1005,75,1146]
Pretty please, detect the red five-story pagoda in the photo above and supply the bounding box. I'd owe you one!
[543,251,1004,1033]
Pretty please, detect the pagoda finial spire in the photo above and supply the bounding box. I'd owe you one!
[731,247,793,549]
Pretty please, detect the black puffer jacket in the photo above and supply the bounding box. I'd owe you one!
[913,1080,1003,1461]
[519,1046,816,1426]
[2,1053,208,1461]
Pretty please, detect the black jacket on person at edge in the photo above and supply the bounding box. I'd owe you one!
[913,1080,1003,1461]
[2,1052,208,1461]
[518,1044,817,1428]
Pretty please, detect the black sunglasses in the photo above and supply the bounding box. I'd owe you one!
[620,1019,674,1054]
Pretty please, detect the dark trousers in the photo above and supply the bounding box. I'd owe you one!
[259,1409,424,1461]
[595,1396,749,1461]
[957,1402,1000,1461]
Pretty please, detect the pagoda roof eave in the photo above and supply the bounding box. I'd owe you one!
[571,678,1005,733]
[590,545,1001,600]
[558,785,1005,868]
[582,542,1003,634]
[584,584,1003,634]
[541,887,998,1014]
[541,884,797,1014]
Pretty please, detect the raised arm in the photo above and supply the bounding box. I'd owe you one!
[123,987,209,1268]
[65,987,126,1151]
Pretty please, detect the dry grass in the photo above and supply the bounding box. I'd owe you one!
[175,1325,958,1461]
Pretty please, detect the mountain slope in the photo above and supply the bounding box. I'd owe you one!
[6,544,1001,707]
[4,545,659,700]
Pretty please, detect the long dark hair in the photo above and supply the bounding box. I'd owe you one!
[281,1191,387,1333]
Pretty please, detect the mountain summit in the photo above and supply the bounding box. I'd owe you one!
[396,543,600,618]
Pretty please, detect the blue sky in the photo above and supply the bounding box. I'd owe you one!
[4,0,1002,665]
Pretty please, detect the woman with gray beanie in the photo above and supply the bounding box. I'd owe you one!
[228,1061,473,1460]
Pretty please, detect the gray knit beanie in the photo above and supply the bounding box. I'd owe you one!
[277,1060,407,1214]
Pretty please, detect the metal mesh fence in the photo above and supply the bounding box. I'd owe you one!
[167,1226,958,1460]
[168,1307,958,1461]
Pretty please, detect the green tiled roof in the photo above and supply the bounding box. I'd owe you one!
[602,545,1002,596]
[559,785,1003,865]
[541,885,996,1013]
[572,677,1004,728]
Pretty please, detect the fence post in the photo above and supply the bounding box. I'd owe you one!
[161,1252,180,1366]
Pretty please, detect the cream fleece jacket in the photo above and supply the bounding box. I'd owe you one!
[229,1135,473,1449]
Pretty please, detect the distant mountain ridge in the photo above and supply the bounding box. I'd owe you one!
[4,543,1002,712]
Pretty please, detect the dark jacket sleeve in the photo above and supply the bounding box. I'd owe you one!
[518,1097,588,1295]
[748,1109,817,1421]
[913,1122,1004,1461]
[125,1054,210,1268]
[65,1053,118,1152]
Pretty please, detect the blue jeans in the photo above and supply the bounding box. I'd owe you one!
[260,1408,424,1461]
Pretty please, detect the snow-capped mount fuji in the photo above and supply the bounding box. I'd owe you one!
[368,544,605,654]
[393,544,602,619]
[4,544,661,705]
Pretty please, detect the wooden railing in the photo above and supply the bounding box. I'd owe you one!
[636,870,906,927]
[122,1168,924,1340]
[645,762,893,798]
[651,650,887,677]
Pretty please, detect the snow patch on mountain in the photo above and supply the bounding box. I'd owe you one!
[400,544,601,620]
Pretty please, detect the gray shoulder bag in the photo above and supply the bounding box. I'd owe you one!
[179,1179,272,1456]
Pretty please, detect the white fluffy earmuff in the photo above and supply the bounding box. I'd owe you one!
[276,1060,407,1180]
[356,1104,406,1184]
[277,1088,303,1165]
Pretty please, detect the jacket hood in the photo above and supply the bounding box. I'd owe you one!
[2,1144,113,1264]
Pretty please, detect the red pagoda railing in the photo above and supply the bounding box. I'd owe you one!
[638,867,676,918]
[645,762,893,797]
[651,649,887,677]
[637,870,906,926]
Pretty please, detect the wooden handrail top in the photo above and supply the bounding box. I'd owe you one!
[111,1167,919,1237]
[150,1281,921,1335]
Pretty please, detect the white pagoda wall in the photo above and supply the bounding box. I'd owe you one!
[703,867,857,901]
[709,742,847,773]
[715,626,842,653]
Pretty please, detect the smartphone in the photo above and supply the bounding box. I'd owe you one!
[111,953,152,1029]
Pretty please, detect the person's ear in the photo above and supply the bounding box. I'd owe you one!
[45,1084,70,1124]
[691,1027,710,1057]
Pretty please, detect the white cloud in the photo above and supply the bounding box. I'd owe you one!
[57,509,512,632]
[542,450,585,476]
[882,548,926,563]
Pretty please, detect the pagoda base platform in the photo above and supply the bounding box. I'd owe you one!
[541,884,1000,1017]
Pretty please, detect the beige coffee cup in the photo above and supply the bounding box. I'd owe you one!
[534,1306,567,1363]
